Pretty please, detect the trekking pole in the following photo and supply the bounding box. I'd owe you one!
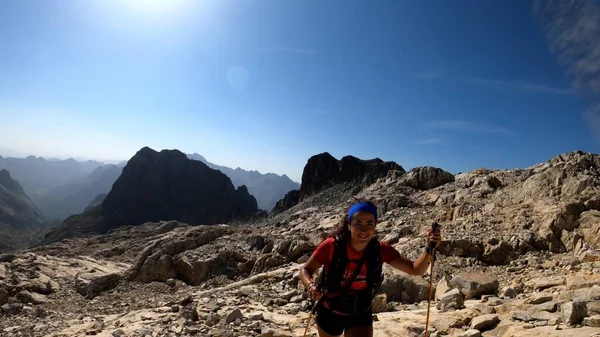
[424,222,439,337]
[303,293,325,337]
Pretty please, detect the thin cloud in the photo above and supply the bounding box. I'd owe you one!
[408,138,442,145]
[530,0,600,140]
[464,78,572,95]
[422,120,513,135]
[250,46,318,56]
[411,67,444,80]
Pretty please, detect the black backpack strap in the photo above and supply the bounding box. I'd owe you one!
[320,234,347,293]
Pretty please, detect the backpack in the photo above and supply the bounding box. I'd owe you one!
[318,234,384,313]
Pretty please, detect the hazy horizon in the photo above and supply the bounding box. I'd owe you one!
[2,0,600,183]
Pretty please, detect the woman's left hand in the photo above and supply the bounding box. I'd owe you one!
[426,226,442,249]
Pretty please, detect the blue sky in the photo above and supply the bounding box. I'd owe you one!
[1,0,599,182]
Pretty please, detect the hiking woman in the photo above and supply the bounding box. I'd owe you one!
[299,200,442,337]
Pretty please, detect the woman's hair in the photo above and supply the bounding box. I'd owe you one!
[329,198,378,238]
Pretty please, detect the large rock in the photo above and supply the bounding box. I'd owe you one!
[560,301,587,326]
[15,290,47,304]
[126,225,230,283]
[480,239,513,265]
[251,254,287,275]
[43,147,258,242]
[400,166,455,190]
[175,250,245,285]
[436,288,465,312]
[380,266,430,303]
[298,152,403,201]
[578,210,600,249]
[451,273,499,299]
[470,314,500,331]
[75,272,122,299]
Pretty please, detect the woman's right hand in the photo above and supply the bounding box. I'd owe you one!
[307,283,322,301]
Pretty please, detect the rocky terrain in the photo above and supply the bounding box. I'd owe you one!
[1,150,600,337]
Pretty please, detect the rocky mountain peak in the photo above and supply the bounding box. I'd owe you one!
[299,152,404,202]
[41,147,259,242]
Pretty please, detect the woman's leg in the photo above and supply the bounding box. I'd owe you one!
[317,324,341,337]
[344,326,373,337]
[314,305,344,337]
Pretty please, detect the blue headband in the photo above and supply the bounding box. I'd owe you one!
[348,202,377,221]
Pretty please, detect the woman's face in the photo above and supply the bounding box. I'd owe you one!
[349,211,376,245]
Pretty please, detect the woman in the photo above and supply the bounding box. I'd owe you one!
[299,200,442,337]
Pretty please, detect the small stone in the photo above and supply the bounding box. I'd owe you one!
[486,297,503,306]
[171,305,180,313]
[458,329,481,337]
[372,294,387,314]
[224,308,244,324]
[435,276,452,300]
[470,314,500,331]
[166,278,176,287]
[500,286,516,299]
[525,292,554,305]
[248,313,264,321]
[583,315,600,327]
[111,329,126,337]
[240,286,253,296]
[297,254,309,264]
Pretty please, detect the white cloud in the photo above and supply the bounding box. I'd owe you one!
[464,78,572,95]
[531,0,600,139]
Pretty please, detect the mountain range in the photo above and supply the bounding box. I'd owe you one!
[186,153,300,212]
[43,147,260,243]
[0,151,300,222]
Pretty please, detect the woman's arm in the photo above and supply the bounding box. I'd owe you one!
[299,256,324,301]
[386,227,441,275]
[388,250,434,275]
[299,256,322,288]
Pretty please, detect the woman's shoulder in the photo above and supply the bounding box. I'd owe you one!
[320,236,336,247]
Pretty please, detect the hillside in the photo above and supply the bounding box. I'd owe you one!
[187,153,300,212]
[0,150,599,337]
[0,155,104,200]
[0,169,45,251]
[42,147,259,243]
[32,164,124,220]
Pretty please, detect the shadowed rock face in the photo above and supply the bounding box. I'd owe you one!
[270,189,300,216]
[299,152,404,202]
[42,147,259,243]
[0,169,45,252]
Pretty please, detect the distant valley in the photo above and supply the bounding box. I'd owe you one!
[0,151,300,222]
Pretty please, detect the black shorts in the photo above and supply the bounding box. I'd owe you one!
[314,304,373,335]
